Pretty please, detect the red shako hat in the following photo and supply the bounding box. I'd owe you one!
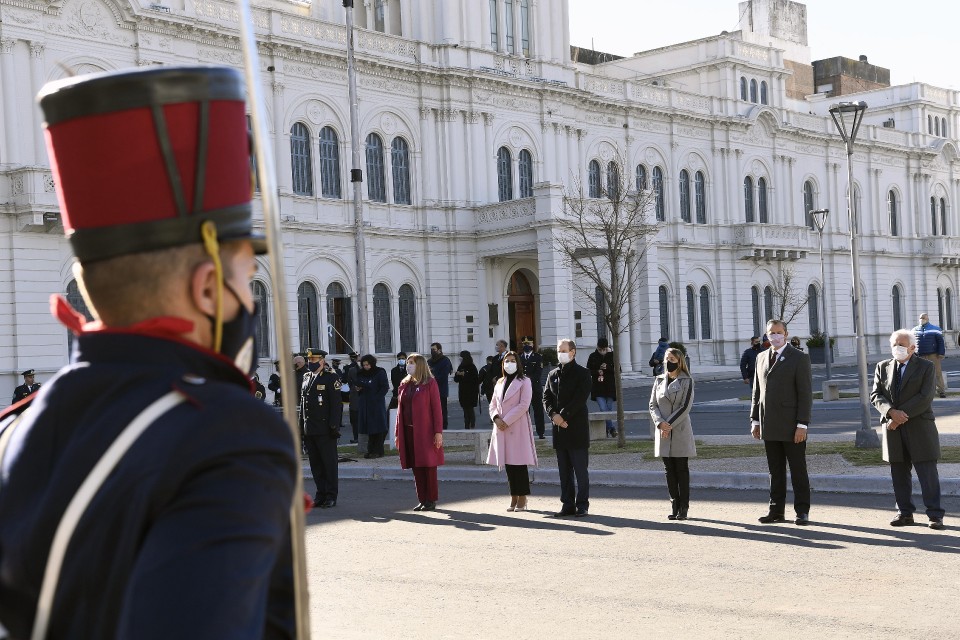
[38,65,265,263]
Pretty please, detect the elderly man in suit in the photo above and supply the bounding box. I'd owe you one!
[870,329,945,529]
[751,319,813,525]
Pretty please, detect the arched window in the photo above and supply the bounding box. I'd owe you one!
[757,177,769,223]
[365,133,387,202]
[66,279,93,353]
[940,198,948,236]
[946,288,955,330]
[937,288,945,329]
[931,196,938,236]
[318,126,341,199]
[498,147,514,201]
[694,171,706,224]
[760,81,768,105]
[744,176,755,222]
[518,149,534,198]
[373,283,392,353]
[520,0,531,57]
[678,169,691,222]
[750,79,758,103]
[636,164,648,191]
[391,136,412,205]
[296,282,320,352]
[252,280,270,359]
[489,0,499,51]
[326,282,353,353]
[587,159,601,198]
[606,161,620,201]
[740,77,748,101]
[686,285,697,340]
[935,117,941,137]
[699,286,712,339]
[942,117,949,138]
[808,284,820,334]
[888,190,899,236]
[652,166,665,221]
[658,285,670,341]
[763,285,774,323]
[398,284,417,352]
[892,285,902,330]
[290,122,313,196]
[374,0,385,32]
[751,286,762,338]
[928,115,933,134]
[803,180,815,229]
[595,286,608,340]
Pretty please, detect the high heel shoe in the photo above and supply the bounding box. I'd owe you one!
[507,497,518,512]
[514,501,528,512]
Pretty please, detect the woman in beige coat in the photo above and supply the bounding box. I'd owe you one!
[648,348,696,520]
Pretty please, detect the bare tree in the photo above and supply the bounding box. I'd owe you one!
[770,266,809,326]
[555,154,660,447]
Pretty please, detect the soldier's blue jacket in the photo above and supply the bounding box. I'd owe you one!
[0,324,297,639]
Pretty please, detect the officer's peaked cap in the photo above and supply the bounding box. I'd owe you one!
[21,369,36,377]
[305,348,327,358]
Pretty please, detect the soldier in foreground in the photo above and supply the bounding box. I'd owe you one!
[0,66,297,638]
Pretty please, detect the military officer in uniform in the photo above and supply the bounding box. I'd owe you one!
[301,348,343,508]
[11,369,41,405]
[520,337,546,439]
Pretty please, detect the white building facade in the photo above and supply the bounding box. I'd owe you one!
[1,0,958,398]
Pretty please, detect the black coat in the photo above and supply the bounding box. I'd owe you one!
[586,350,616,400]
[454,361,480,408]
[389,364,406,410]
[543,360,593,450]
[301,368,344,437]
[355,367,389,435]
[478,365,495,401]
[519,350,544,387]
[11,383,40,405]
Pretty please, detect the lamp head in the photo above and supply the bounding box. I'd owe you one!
[810,208,829,233]
[829,101,868,146]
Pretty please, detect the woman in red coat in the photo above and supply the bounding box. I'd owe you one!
[395,353,445,510]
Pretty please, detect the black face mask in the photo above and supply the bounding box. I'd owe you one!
[307,361,321,372]
[666,361,679,373]
[217,283,259,375]
[523,345,533,353]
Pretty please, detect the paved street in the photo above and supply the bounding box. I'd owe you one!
[306,479,959,639]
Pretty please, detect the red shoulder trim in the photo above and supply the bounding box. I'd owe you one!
[1,394,35,421]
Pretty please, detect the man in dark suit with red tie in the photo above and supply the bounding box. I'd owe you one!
[751,319,813,525]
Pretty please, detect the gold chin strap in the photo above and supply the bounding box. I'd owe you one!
[200,221,224,353]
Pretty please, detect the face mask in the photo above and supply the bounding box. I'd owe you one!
[523,345,533,353]
[217,284,259,375]
[398,359,406,366]
[666,361,679,373]
[768,334,786,349]
[406,363,417,376]
[892,345,909,361]
[307,361,321,372]
[504,362,518,375]
[557,352,572,365]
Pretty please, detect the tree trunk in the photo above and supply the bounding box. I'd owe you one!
[611,312,626,448]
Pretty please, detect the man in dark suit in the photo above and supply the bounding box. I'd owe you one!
[544,338,593,517]
[11,369,41,404]
[490,339,508,386]
[870,330,945,529]
[520,336,546,439]
[739,337,762,386]
[301,348,343,508]
[751,319,813,525]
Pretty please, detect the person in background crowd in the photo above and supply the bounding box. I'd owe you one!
[293,354,307,403]
[356,354,389,459]
[649,336,670,376]
[871,330,945,530]
[486,351,538,512]
[490,339,508,385]
[11,369,41,405]
[649,348,697,520]
[344,352,361,443]
[454,350,480,429]
[479,355,496,406]
[751,319,813,526]
[913,313,947,398]
[396,353,444,511]
[544,339,593,517]
[330,358,343,377]
[428,342,453,430]
[268,360,283,406]
[519,336,546,439]
[252,372,266,401]
[389,351,407,411]
[587,337,618,438]
[790,337,803,351]
[740,337,763,386]
[301,348,343,508]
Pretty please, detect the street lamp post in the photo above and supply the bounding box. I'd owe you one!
[810,208,832,382]
[829,101,880,448]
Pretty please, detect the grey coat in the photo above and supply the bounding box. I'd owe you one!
[648,373,696,458]
[870,355,941,463]
[750,345,812,441]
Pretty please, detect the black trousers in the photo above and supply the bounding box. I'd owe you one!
[662,457,690,510]
[530,383,545,437]
[556,447,589,511]
[505,464,531,496]
[440,397,449,430]
[304,434,338,501]
[368,432,386,456]
[349,409,359,440]
[462,404,476,429]
[764,439,810,515]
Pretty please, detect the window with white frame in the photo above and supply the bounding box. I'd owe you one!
[290,122,313,196]
[252,280,270,359]
[588,159,602,198]
[373,283,392,353]
[751,286,762,337]
[694,171,706,224]
[391,136,411,205]
[366,133,387,203]
[658,285,670,340]
[398,284,417,352]
[326,282,353,354]
[318,126,341,199]
[297,282,320,352]
[888,190,899,236]
[803,180,816,229]
[652,166,664,221]
[686,285,697,340]
[678,169,691,223]
[699,286,712,339]
[606,161,620,201]
[807,284,820,334]
[498,147,514,201]
[518,149,534,198]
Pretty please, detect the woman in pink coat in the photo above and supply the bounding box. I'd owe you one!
[395,353,445,511]
[486,351,539,512]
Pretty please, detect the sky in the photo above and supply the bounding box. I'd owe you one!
[568,1,958,90]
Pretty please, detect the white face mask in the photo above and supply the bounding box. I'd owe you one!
[768,333,786,349]
[557,352,572,364]
[891,345,909,361]
[398,359,406,366]
[503,362,518,375]
[405,363,417,376]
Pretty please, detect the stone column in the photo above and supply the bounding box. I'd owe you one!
[440,0,459,44]
[482,112,495,202]
[542,120,556,185]
[272,81,290,194]
[399,0,413,39]
[29,42,45,166]
[420,107,438,202]
[466,111,482,203]
[1,39,20,166]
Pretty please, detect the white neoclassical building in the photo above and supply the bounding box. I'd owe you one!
[1,0,958,399]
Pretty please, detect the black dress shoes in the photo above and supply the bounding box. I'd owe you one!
[758,513,786,524]
[421,501,436,511]
[553,509,576,518]
[890,515,915,527]
[676,508,688,521]
[574,508,588,517]
[929,518,945,530]
[319,499,336,509]
[413,503,425,511]
[795,513,809,526]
